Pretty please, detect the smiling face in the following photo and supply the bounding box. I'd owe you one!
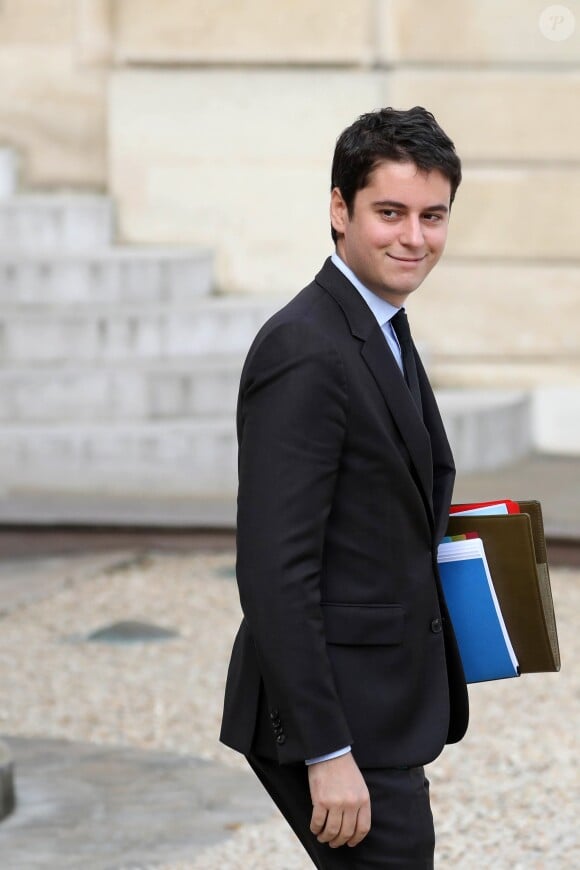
[330,160,451,307]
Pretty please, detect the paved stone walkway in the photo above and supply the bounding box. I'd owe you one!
[0,549,277,869]
[0,453,578,868]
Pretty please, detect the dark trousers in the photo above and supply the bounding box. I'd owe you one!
[247,753,435,869]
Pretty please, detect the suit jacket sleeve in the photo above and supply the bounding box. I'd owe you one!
[236,318,353,762]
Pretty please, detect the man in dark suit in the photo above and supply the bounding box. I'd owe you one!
[220,106,469,868]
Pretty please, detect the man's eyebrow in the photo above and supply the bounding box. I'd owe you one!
[373,199,449,213]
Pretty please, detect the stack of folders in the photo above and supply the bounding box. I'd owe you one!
[437,499,561,685]
[438,534,519,683]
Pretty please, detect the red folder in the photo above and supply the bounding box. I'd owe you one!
[450,500,521,515]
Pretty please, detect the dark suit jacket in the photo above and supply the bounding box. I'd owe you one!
[220,258,469,769]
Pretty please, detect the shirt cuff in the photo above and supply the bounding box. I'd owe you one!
[304,745,352,766]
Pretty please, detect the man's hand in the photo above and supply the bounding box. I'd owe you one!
[308,752,371,849]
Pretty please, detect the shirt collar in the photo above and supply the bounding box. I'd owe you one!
[331,252,402,327]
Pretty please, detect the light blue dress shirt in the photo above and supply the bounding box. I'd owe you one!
[331,252,404,373]
[305,254,405,767]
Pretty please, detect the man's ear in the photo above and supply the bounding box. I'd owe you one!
[330,187,348,237]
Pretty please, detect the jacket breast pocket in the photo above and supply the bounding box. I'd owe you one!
[321,603,405,646]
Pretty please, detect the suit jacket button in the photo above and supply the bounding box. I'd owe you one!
[430,617,442,633]
[269,710,280,721]
[276,733,286,745]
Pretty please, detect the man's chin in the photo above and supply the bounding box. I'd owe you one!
[384,279,423,298]
[391,267,432,294]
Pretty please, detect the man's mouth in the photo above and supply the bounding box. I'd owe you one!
[387,253,427,263]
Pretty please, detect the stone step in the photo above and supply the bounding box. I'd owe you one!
[0,296,278,363]
[0,357,243,422]
[437,389,532,473]
[0,418,238,496]
[0,391,532,502]
[0,246,213,306]
[0,148,19,201]
[0,194,115,253]
[0,490,237,527]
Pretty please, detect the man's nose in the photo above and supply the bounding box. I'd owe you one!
[399,216,424,247]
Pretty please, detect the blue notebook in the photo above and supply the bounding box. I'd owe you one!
[437,538,519,684]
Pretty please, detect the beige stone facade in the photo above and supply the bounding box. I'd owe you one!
[0,1,109,188]
[109,69,384,294]
[389,71,580,162]
[381,0,580,63]
[410,262,580,362]
[1,0,579,441]
[115,0,375,64]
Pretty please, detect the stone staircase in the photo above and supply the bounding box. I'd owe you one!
[437,389,532,474]
[0,147,532,524]
[0,149,277,516]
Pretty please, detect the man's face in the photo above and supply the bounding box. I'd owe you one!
[330,160,451,306]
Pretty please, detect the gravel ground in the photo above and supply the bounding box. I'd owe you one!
[0,551,578,869]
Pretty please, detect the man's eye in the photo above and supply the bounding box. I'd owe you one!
[423,213,442,223]
[382,210,398,219]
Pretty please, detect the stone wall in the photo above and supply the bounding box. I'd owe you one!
[0,0,110,188]
[109,68,384,295]
[1,0,580,446]
[114,0,375,64]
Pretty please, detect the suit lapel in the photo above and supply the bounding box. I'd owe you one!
[361,327,434,523]
[315,259,435,524]
[416,351,455,540]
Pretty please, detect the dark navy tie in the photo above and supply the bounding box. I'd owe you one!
[391,309,423,416]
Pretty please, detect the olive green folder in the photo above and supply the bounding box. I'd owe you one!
[447,501,560,674]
